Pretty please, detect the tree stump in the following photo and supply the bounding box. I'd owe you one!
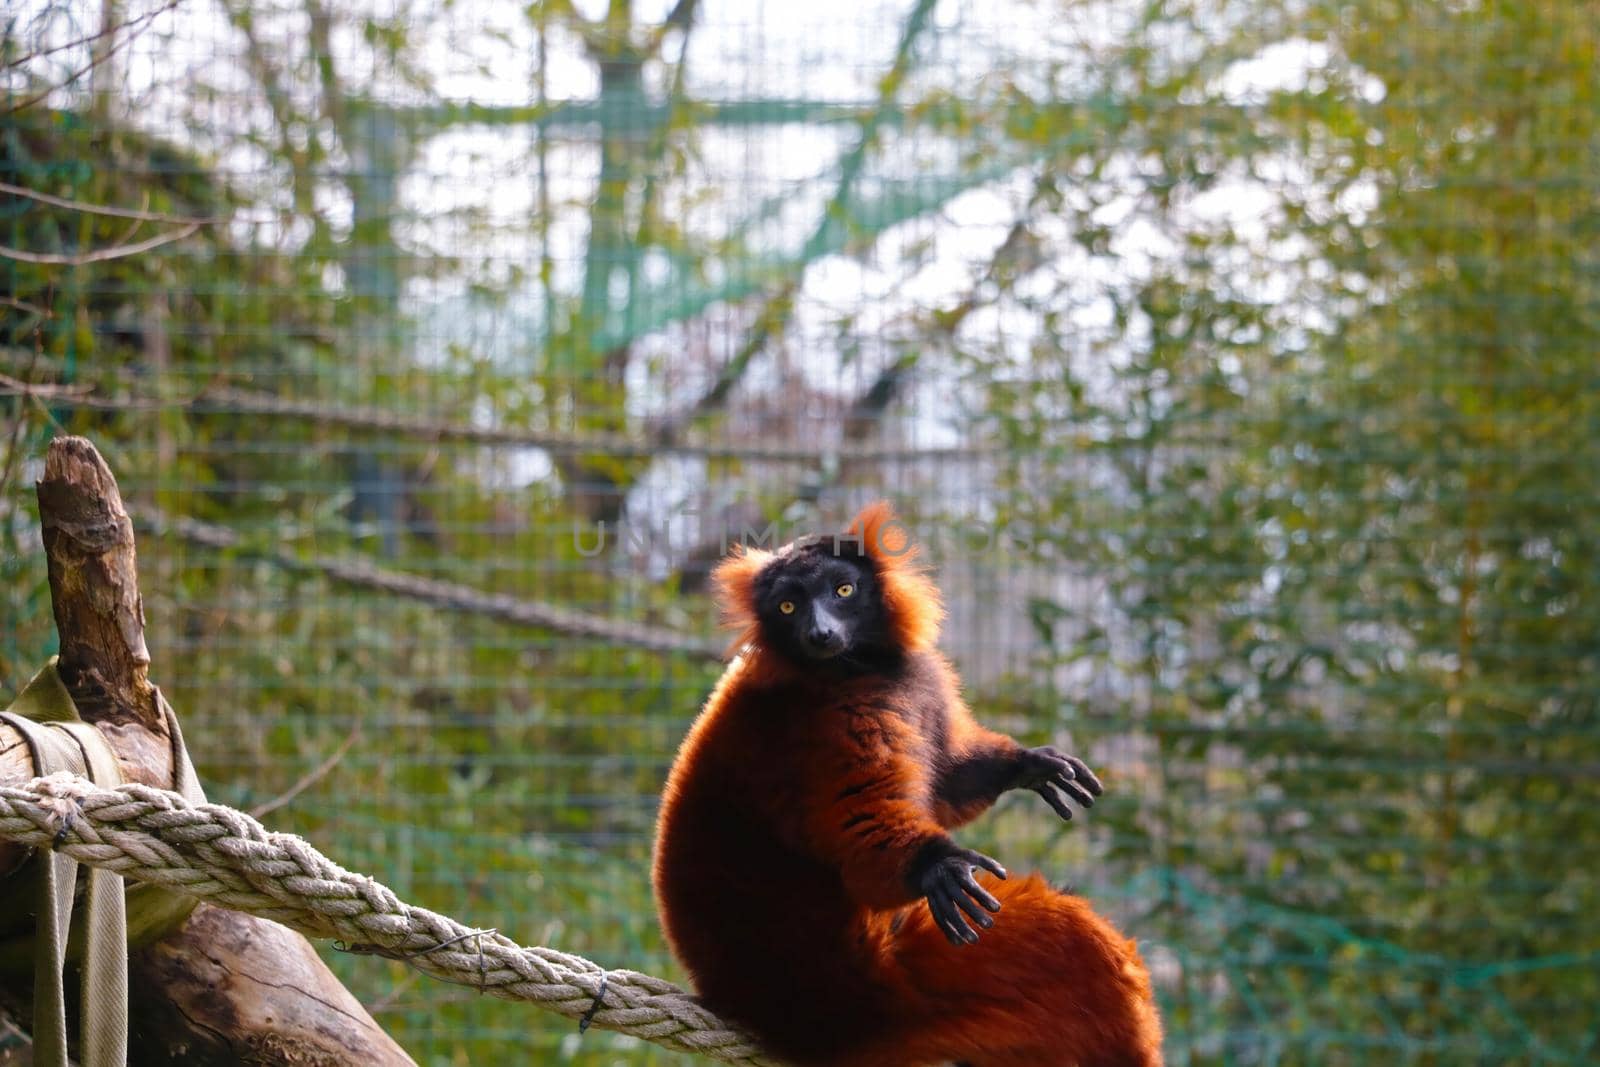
[0,437,413,1065]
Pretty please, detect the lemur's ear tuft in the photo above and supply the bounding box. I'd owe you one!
[710,545,773,655]
[845,501,943,653]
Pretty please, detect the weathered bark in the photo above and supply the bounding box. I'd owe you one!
[126,906,403,1065]
[0,436,413,1066]
[35,436,167,786]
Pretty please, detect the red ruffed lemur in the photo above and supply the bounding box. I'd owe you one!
[654,502,1163,1067]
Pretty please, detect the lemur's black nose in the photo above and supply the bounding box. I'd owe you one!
[806,626,844,653]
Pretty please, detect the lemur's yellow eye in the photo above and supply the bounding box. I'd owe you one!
[836,583,854,598]
[779,601,796,615]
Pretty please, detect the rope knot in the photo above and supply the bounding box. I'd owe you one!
[34,773,90,847]
[36,771,96,801]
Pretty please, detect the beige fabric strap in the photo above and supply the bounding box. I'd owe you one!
[0,658,203,1067]
[3,709,87,1067]
[0,708,127,1067]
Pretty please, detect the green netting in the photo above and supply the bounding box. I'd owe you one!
[3,0,1597,1064]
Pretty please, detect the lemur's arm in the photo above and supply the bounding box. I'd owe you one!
[801,708,1008,945]
[933,710,1103,827]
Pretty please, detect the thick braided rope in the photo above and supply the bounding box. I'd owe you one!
[0,774,779,1066]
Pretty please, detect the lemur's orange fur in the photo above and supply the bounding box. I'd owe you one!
[654,503,1163,1067]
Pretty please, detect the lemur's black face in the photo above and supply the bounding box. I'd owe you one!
[752,544,893,673]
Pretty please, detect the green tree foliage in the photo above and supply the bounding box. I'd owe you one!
[976,1,1599,1061]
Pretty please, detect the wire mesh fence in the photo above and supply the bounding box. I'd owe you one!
[3,0,1597,1063]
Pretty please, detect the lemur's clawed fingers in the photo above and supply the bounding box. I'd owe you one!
[1020,746,1104,822]
[928,886,975,945]
[920,847,1006,945]
[954,864,1003,913]
[950,879,996,931]
[1062,754,1104,797]
[961,848,1008,883]
[1053,774,1097,809]
[1033,783,1075,821]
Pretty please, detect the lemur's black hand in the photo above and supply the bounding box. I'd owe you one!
[909,843,1007,946]
[1014,746,1103,822]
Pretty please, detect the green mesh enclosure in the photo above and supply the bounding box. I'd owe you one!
[3,0,1597,1063]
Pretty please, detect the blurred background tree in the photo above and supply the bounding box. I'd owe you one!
[3,0,1596,1063]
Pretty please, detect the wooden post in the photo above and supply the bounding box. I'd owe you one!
[37,435,167,785]
[0,437,414,1066]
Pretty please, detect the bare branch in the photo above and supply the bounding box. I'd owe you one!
[0,180,220,225]
[1,0,176,66]
[0,355,45,528]
[0,294,51,316]
[0,221,200,266]
[0,373,97,399]
[3,0,185,115]
[0,378,990,461]
[132,505,726,661]
[250,720,362,819]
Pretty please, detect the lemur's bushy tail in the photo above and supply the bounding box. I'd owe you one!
[843,873,1163,1067]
